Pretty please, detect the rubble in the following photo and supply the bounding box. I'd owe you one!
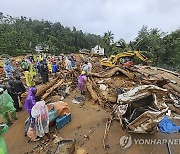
[78,55,180,135]
[2,54,180,153]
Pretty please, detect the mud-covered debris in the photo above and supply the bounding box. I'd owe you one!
[53,136,63,144]
[84,135,89,140]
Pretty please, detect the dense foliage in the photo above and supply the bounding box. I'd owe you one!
[0,13,179,71]
[101,26,180,71]
[0,12,102,55]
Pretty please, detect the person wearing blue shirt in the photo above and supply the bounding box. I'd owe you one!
[52,61,58,78]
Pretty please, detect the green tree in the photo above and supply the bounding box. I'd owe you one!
[101,31,114,55]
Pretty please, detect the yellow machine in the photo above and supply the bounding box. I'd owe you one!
[100,51,151,67]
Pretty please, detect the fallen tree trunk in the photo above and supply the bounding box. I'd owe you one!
[86,81,99,102]
[36,77,59,96]
[163,84,180,98]
[156,67,180,77]
[91,67,134,79]
[167,83,180,94]
[86,78,102,104]
[21,76,60,104]
[137,66,180,77]
[41,79,64,100]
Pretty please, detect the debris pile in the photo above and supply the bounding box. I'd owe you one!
[82,55,180,134]
[2,54,180,153]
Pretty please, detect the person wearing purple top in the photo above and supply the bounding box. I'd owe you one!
[78,71,87,95]
[24,87,37,115]
[24,87,37,136]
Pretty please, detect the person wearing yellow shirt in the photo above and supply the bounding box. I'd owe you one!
[29,63,36,77]
[47,61,52,74]
[24,68,35,87]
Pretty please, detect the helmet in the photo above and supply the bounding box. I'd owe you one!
[81,70,86,75]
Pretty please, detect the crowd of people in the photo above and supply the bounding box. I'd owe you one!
[0,53,92,143]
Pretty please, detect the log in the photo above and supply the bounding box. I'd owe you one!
[41,79,64,100]
[156,67,180,77]
[163,85,180,97]
[91,67,134,79]
[137,66,180,77]
[36,77,59,96]
[21,76,59,103]
[86,81,99,102]
[167,83,180,94]
[168,104,180,115]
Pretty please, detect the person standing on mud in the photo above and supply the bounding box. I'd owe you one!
[39,60,49,84]
[47,61,52,74]
[21,59,28,71]
[88,61,92,74]
[4,62,14,79]
[0,124,8,153]
[0,88,17,126]
[81,61,89,74]
[7,79,22,112]
[52,61,58,78]
[77,71,87,95]
[24,87,37,136]
[24,68,35,87]
[14,76,26,94]
[14,76,26,108]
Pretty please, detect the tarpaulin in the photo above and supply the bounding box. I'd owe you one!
[158,116,180,133]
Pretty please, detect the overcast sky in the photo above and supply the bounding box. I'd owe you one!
[0,0,180,41]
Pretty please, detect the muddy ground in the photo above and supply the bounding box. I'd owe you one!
[2,89,180,154]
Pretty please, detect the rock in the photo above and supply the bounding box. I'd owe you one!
[105,144,110,149]
[55,140,76,154]
[52,135,58,140]
[77,125,81,129]
[84,135,89,140]
[34,145,39,149]
[41,140,45,144]
[99,84,107,90]
[89,130,92,133]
